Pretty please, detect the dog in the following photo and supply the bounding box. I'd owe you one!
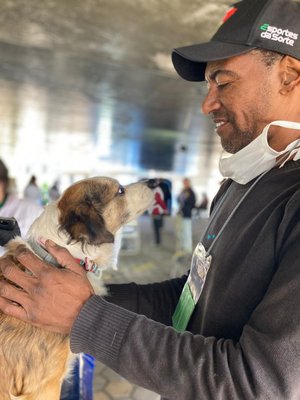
[0,176,154,400]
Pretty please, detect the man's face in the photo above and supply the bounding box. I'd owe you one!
[202,51,282,153]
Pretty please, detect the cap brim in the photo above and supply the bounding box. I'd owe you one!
[172,41,256,81]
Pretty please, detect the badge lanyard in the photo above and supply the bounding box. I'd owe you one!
[172,171,269,332]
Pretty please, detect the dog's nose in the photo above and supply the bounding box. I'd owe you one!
[142,179,158,189]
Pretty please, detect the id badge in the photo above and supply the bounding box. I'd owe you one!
[172,243,212,332]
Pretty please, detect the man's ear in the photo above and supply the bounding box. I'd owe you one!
[279,56,300,95]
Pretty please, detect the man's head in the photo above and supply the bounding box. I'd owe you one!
[202,49,300,153]
[172,0,300,153]
[172,0,300,82]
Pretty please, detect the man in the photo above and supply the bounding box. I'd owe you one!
[1,0,300,398]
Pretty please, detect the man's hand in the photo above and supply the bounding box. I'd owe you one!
[0,240,95,334]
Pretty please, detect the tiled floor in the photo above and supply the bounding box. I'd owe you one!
[92,214,208,399]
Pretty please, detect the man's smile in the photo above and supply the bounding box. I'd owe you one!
[213,118,229,134]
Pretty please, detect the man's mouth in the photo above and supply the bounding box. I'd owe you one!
[214,119,228,133]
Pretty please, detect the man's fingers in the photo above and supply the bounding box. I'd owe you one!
[0,259,37,291]
[0,296,44,329]
[13,247,49,277]
[0,292,69,332]
[0,297,27,320]
[0,280,30,306]
[44,240,85,275]
[0,288,30,321]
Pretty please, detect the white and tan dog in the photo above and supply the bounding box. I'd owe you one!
[0,176,154,400]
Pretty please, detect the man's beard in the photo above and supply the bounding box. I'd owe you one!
[221,131,253,154]
[219,115,260,154]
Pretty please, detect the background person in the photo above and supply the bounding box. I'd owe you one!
[195,191,209,218]
[23,175,43,205]
[148,178,168,246]
[0,159,42,253]
[2,1,300,399]
[175,177,196,255]
[48,180,61,202]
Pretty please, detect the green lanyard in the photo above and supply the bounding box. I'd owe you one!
[172,171,268,332]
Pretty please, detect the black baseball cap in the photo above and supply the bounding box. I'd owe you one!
[172,0,300,81]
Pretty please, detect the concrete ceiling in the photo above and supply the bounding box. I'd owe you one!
[0,0,230,195]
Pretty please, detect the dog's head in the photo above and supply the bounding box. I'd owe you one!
[28,177,154,267]
[57,177,153,245]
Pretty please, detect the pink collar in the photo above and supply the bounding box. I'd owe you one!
[75,257,101,277]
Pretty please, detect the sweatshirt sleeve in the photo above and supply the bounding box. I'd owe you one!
[103,275,187,325]
[70,197,300,400]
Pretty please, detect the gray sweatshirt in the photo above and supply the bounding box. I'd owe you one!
[71,160,300,399]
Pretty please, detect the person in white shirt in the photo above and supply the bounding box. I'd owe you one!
[0,160,43,254]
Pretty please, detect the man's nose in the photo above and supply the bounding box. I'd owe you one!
[201,87,221,115]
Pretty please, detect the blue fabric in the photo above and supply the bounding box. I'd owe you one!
[60,353,95,400]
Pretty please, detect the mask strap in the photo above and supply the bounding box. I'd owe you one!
[278,144,300,168]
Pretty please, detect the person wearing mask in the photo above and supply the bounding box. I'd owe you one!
[2,1,300,398]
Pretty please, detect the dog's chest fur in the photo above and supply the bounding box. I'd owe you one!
[0,245,71,400]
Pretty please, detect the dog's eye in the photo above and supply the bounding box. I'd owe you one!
[118,185,125,195]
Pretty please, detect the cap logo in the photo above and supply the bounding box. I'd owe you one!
[260,23,298,47]
[222,7,238,23]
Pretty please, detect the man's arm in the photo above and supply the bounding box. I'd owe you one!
[71,228,300,400]
[105,276,187,326]
[0,239,186,331]
[1,232,300,399]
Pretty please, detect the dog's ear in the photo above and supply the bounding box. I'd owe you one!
[58,202,114,246]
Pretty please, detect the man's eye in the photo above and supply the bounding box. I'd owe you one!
[118,186,125,195]
[216,81,229,88]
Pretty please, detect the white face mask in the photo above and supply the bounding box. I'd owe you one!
[219,120,300,185]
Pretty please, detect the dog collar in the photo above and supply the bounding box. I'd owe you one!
[27,239,61,268]
[75,257,102,277]
[27,240,102,276]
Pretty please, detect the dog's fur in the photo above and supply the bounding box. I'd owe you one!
[0,177,154,400]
